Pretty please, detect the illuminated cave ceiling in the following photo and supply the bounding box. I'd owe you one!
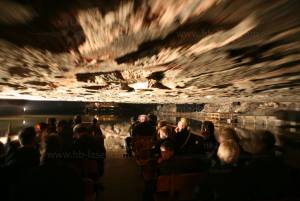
[0,0,300,103]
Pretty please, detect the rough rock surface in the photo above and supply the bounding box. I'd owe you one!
[0,0,300,103]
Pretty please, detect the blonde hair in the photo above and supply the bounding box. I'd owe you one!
[178,118,188,128]
[217,140,240,164]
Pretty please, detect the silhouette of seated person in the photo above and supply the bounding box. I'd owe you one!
[200,121,218,153]
[17,134,84,201]
[142,141,175,201]
[125,116,138,156]
[152,125,173,156]
[157,140,209,174]
[173,118,190,153]
[239,130,291,200]
[180,121,218,155]
[211,128,241,167]
[207,140,243,201]
[132,114,156,137]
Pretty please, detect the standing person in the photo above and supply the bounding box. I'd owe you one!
[6,127,40,201]
[17,134,84,201]
[47,117,57,134]
[90,118,106,176]
[73,115,82,128]
[124,116,138,157]
[56,120,73,153]
[90,118,103,136]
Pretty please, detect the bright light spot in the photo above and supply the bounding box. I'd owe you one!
[205,95,213,99]
[129,82,148,89]
[0,137,7,144]
[22,120,26,125]
[0,135,18,144]
[23,107,27,112]
[11,135,19,141]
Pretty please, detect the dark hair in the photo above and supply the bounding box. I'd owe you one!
[92,118,98,124]
[57,120,68,128]
[130,116,137,123]
[47,117,56,126]
[37,122,47,132]
[19,127,36,146]
[202,121,215,138]
[73,115,82,124]
[148,114,157,125]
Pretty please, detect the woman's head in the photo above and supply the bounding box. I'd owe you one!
[157,126,172,140]
[218,127,238,143]
[177,118,188,132]
[217,140,240,164]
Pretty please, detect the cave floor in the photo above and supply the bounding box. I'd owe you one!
[97,151,144,201]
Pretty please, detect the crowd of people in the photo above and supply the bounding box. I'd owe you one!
[126,114,297,201]
[0,113,298,201]
[0,115,105,201]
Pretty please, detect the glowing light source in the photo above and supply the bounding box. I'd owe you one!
[129,82,148,90]
[23,107,27,112]
[22,120,26,125]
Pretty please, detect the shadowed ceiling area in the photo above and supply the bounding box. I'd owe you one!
[0,0,300,103]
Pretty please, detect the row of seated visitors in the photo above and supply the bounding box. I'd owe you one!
[0,115,105,201]
[126,114,298,201]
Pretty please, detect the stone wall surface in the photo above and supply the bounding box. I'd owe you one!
[0,0,299,103]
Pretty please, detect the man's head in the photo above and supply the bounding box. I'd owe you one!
[73,115,82,125]
[201,121,215,139]
[160,140,175,161]
[73,124,88,139]
[56,120,68,134]
[35,122,47,135]
[92,118,98,125]
[19,126,36,147]
[217,140,240,164]
[138,114,148,123]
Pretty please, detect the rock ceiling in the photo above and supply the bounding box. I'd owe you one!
[0,0,300,103]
